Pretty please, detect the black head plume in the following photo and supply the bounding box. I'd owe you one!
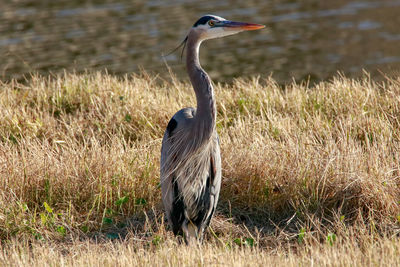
[163,36,188,61]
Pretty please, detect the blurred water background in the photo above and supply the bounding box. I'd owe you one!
[1,0,400,83]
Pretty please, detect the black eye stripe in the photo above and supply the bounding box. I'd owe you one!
[193,16,216,27]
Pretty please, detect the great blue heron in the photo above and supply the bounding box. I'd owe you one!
[160,15,265,243]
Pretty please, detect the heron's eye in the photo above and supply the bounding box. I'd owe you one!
[208,20,215,27]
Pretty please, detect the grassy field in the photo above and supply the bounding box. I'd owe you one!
[0,72,399,266]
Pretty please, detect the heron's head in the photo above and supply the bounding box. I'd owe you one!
[165,15,264,59]
[190,15,265,41]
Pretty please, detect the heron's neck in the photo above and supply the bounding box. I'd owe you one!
[186,34,216,142]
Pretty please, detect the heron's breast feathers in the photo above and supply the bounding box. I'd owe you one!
[162,133,219,216]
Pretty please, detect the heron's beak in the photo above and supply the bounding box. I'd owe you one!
[221,21,265,31]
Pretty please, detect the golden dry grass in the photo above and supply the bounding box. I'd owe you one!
[2,238,400,266]
[0,72,399,266]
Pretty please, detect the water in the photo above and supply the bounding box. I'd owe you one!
[1,0,400,83]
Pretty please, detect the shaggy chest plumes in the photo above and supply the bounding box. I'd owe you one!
[163,126,218,217]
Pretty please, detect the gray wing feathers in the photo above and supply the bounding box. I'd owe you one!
[160,129,174,223]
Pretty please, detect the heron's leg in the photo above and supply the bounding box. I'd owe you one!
[182,219,199,245]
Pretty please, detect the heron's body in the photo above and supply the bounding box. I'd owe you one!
[160,108,221,239]
[160,15,264,243]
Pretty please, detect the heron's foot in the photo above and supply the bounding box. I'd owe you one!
[182,221,201,245]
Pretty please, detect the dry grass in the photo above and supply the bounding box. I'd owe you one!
[2,238,400,266]
[0,72,399,265]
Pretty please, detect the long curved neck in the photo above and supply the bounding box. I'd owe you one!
[186,32,216,144]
